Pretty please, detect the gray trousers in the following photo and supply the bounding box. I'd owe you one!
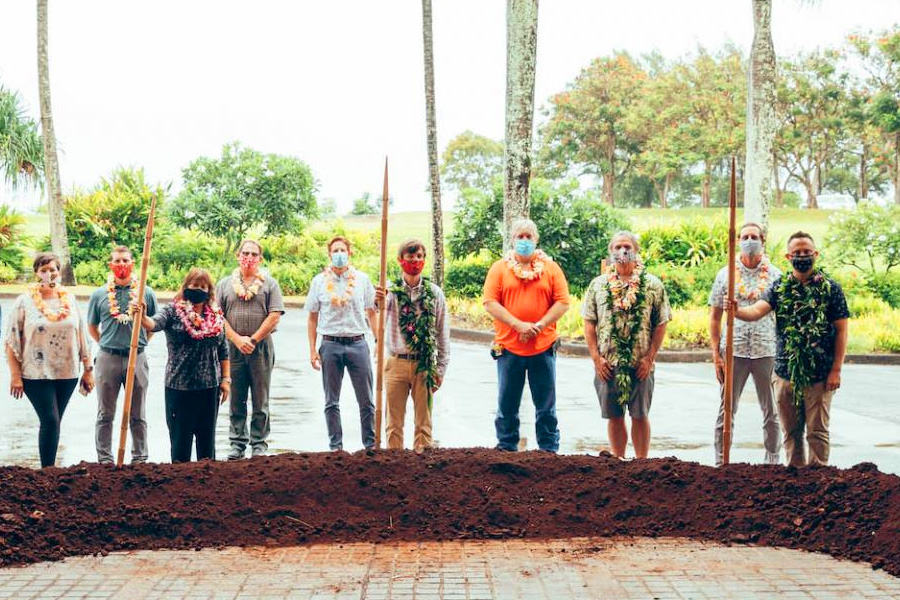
[228,337,274,452]
[320,339,375,450]
[95,350,149,463]
[714,356,782,466]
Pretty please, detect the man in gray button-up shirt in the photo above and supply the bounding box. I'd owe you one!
[708,222,782,466]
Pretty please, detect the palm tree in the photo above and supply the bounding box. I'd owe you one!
[37,0,75,284]
[0,87,43,189]
[744,0,778,228]
[503,0,538,250]
[421,0,444,286]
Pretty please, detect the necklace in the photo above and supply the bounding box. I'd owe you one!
[325,268,356,307]
[506,249,548,280]
[736,259,770,301]
[174,300,224,340]
[107,277,138,323]
[607,263,645,311]
[391,277,439,408]
[604,264,648,406]
[232,269,265,301]
[30,283,72,322]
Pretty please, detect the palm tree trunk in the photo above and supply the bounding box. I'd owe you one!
[503,0,538,250]
[421,0,444,286]
[895,132,900,205]
[744,0,777,229]
[37,0,75,284]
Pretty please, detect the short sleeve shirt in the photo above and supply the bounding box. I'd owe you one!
[582,273,672,369]
[216,274,285,337]
[482,256,570,357]
[306,268,375,337]
[150,304,228,390]
[761,275,850,383]
[708,260,781,359]
[87,283,158,350]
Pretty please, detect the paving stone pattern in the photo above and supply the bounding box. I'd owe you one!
[1,537,898,600]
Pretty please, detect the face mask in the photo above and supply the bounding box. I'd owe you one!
[739,239,763,257]
[110,263,134,280]
[611,248,637,265]
[183,288,210,304]
[239,254,261,270]
[331,251,349,268]
[514,238,536,258]
[400,259,425,276]
[791,256,815,273]
[38,271,60,288]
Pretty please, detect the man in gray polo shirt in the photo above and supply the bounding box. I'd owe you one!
[217,239,285,460]
[87,245,158,464]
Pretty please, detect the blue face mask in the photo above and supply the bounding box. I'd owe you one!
[331,251,349,268]
[514,238,536,258]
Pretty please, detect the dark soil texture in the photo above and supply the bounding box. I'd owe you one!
[0,449,898,576]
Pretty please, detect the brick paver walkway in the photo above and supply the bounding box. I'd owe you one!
[1,537,898,600]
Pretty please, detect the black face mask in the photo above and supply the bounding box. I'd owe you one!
[790,256,815,273]
[183,288,210,304]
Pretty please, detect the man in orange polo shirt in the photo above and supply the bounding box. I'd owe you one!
[483,219,571,452]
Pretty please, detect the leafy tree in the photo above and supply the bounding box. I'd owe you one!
[0,87,43,189]
[318,197,338,219]
[825,203,900,276]
[170,142,317,255]
[440,131,504,193]
[350,192,377,216]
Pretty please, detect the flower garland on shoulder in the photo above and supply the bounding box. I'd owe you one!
[324,268,356,307]
[107,277,138,323]
[175,299,225,340]
[736,258,771,301]
[775,270,833,409]
[30,283,72,322]
[391,277,439,409]
[232,269,266,301]
[506,249,549,280]
[604,263,648,406]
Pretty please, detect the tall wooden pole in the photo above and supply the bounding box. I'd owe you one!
[723,158,738,465]
[116,195,157,467]
[374,159,389,449]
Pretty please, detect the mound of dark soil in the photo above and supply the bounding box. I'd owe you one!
[0,449,897,576]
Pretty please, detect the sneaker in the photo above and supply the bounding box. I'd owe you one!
[227,448,244,461]
[250,446,266,458]
[493,444,516,452]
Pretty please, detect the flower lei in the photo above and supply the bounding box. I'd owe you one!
[774,270,833,409]
[736,259,771,301]
[174,300,225,340]
[107,277,138,324]
[506,249,549,280]
[232,269,266,301]
[325,268,356,307]
[391,277,439,409]
[29,283,72,322]
[604,264,648,406]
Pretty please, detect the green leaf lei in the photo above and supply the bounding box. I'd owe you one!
[390,277,439,409]
[775,270,833,409]
[604,268,648,406]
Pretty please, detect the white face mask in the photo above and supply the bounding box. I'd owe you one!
[740,238,763,257]
[610,248,637,265]
[38,271,60,288]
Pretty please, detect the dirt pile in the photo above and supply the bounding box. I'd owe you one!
[0,449,898,575]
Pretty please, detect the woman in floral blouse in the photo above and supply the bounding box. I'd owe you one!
[140,268,230,463]
[4,253,93,468]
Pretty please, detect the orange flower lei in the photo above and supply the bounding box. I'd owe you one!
[606,262,646,311]
[30,283,72,322]
[506,249,548,280]
[232,269,266,301]
[325,268,356,307]
[736,259,771,301]
[107,277,137,324]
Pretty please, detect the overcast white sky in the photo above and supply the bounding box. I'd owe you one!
[1,0,899,214]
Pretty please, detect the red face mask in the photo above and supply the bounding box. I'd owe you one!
[400,259,425,276]
[110,263,133,280]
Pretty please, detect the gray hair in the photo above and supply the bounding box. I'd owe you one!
[510,218,539,241]
[608,230,641,253]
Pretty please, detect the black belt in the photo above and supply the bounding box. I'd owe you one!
[394,353,420,360]
[322,335,365,344]
[101,347,143,357]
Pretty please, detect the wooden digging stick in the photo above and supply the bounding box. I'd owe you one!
[374,158,390,449]
[116,195,158,467]
[722,158,738,465]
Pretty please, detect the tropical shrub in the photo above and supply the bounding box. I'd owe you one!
[445,254,493,298]
[825,202,900,277]
[0,205,27,269]
[865,272,900,309]
[639,219,729,268]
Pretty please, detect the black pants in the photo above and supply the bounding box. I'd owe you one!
[23,378,78,468]
[165,387,219,463]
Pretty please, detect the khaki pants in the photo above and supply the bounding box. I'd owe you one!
[773,375,834,467]
[385,356,432,451]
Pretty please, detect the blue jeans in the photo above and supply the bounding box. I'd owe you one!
[320,339,375,450]
[495,348,560,452]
